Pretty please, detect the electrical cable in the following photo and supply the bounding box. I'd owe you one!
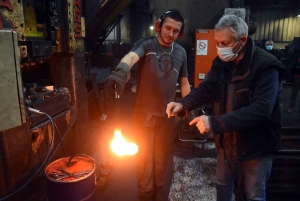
[53,122,68,156]
[0,108,55,201]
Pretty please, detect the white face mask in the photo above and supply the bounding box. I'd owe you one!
[266,45,273,51]
[216,40,242,62]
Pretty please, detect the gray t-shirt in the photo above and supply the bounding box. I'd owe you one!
[131,36,188,117]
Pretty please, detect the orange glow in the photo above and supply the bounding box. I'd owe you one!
[111,129,138,156]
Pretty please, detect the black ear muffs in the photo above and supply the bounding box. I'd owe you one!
[155,18,185,39]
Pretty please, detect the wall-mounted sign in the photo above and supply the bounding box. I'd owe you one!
[74,0,82,37]
[196,40,208,55]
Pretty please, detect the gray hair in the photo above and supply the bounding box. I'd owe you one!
[265,40,274,46]
[214,14,248,39]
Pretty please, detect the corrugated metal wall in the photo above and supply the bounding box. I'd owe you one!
[250,7,300,42]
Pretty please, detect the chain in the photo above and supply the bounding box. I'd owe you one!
[157,37,174,55]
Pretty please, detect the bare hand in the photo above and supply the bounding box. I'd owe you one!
[166,102,183,118]
[189,115,211,134]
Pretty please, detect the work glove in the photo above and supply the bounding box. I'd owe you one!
[104,62,130,97]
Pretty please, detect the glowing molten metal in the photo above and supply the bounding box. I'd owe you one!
[111,129,138,156]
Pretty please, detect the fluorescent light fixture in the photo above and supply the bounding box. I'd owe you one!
[297,15,300,17]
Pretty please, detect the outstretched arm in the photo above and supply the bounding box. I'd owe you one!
[104,52,140,95]
[120,52,140,68]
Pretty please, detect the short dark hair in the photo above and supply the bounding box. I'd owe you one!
[159,9,185,31]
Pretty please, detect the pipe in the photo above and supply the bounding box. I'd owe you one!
[0,108,55,201]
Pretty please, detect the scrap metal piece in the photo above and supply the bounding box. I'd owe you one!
[49,170,91,180]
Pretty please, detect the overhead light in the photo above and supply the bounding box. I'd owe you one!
[150,26,154,30]
[297,15,300,17]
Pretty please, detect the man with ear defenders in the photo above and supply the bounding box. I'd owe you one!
[104,9,191,201]
[166,14,285,201]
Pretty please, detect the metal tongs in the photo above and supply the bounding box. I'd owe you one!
[114,84,121,130]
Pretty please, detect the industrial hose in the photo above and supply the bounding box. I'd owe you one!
[0,108,55,201]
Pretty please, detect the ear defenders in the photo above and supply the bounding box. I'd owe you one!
[155,10,185,39]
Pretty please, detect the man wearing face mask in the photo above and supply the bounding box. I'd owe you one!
[166,14,285,201]
[264,39,281,61]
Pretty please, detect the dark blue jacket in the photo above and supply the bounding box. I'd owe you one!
[181,37,285,162]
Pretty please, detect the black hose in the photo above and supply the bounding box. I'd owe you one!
[0,111,55,201]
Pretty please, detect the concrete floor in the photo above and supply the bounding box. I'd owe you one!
[84,83,300,201]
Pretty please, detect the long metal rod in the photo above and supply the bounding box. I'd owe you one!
[179,131,208,143]
[114,85,121,130]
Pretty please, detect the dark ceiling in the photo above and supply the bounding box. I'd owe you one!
[244,0,300,7]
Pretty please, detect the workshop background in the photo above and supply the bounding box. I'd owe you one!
[0,0,300,201]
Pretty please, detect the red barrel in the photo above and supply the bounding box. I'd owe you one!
[44,156,96,201]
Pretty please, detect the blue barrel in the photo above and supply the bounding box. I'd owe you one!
[45,156,96,201]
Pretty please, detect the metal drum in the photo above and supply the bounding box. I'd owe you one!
[44,156,96,201]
